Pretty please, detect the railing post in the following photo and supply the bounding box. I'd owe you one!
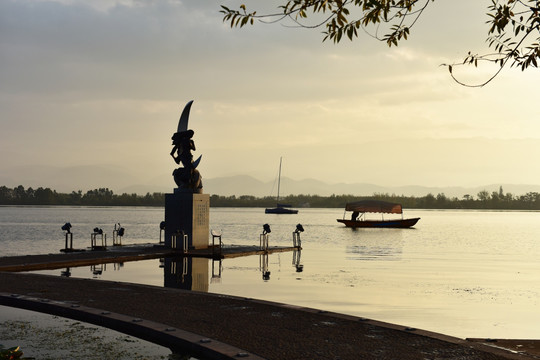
[260,224,271,250]
[183,233,189,253]
[64,232,73,251]
[259,233,269,250]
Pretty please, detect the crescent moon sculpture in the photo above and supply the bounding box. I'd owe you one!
[170,100,203,193]
[177,100,193,133]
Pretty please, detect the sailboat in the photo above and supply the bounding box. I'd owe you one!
[265,157,298,214]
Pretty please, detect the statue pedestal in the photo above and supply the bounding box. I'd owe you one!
[164,190,210,249]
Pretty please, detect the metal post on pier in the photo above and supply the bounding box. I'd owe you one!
[112,223,125,246]
[171,232,177,249]
[91,227,106,250]
[171,230,188,253]
[61,222,73,252]
[183,233,188,253]
[211,229,223,257]
[159,221,166,244]
[260,224,271,250]
[64,232,73,251]
[293,223,304,248]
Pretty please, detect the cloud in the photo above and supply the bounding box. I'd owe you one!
[2,0,540,191]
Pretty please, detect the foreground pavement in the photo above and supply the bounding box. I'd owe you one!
[0,272,537,360]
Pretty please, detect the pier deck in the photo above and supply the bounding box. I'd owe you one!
[0,243,298,272]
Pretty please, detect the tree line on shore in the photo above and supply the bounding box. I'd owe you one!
[2,185,540,210]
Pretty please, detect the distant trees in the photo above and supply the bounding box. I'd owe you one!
[2,185,540,210]
[0,185,164,206]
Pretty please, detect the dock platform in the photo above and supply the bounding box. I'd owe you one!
[0,243,299,272]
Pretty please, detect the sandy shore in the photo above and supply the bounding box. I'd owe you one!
[0,271,537,359]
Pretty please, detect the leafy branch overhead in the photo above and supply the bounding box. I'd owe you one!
[221,0,540,86]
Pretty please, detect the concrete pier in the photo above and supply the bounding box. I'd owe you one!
[0,243,299,272]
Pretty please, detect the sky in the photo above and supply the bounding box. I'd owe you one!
[1,0,540,193]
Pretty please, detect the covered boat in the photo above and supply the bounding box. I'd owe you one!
[337,200,420,228]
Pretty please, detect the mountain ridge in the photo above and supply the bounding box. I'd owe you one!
[2,165,540,199]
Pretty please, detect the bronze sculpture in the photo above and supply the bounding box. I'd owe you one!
[170,100,203,193]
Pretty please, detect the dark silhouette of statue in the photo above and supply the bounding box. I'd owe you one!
[171,101,203,193]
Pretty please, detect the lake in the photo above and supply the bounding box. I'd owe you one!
[1,205,540,340]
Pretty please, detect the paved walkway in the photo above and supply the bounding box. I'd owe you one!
[0,272,536,360]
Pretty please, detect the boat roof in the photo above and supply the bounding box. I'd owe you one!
[345,200,402,214]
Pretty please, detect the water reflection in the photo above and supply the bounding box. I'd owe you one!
[54,250,302,292]
[91,264,105,276]
[292,249,303,272]
[211,259,222,284]
[259,254,270,281]
[61,268,71,277]
[345,230,403,261]
[346,244,402,261]
[164,257,209,292]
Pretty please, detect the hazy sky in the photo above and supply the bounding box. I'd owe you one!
[1,0,540,191]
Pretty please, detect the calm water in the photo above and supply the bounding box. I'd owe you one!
[1,206,540,339]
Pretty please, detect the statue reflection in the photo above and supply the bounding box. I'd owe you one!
[163,257,210,291]
[163,251,303,288]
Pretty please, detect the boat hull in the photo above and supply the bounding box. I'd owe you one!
[265,207,298,214]
[337,217,420,228]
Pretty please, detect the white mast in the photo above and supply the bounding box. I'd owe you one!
[277,156,282,203]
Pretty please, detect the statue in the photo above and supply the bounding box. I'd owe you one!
[170,100,203,193]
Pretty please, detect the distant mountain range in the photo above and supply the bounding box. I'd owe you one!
[3,165,540,199]
[202,175,540,199]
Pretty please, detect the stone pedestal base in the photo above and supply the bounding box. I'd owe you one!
[164,190,210,249]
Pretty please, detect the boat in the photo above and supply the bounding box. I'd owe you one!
[265,203,298,214]
[265,157,298,214]
[337,200,419,228]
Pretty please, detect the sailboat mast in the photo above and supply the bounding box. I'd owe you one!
[277,157,282,202]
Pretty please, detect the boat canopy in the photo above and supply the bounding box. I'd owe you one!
[345,200,402,214]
